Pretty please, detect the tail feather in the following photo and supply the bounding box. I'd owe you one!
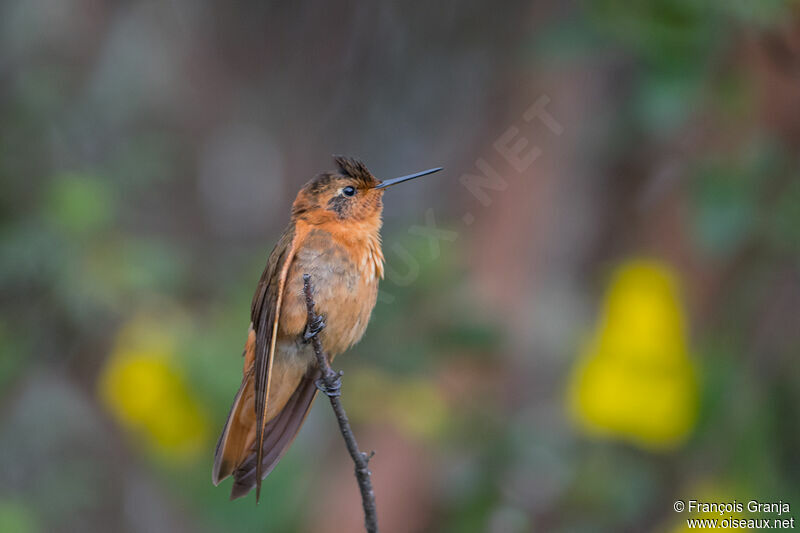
[229,369,320,500]
[213,365,320,499]
[212,368,256,485]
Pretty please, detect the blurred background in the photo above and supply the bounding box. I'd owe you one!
[1,1,799,532]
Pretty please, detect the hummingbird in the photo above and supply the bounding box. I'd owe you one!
[212,156,442,500]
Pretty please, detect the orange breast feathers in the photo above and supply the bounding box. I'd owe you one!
[278,218,383,357]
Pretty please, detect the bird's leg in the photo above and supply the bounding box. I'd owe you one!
[316,370,342,398]
[303,308,340,397]
[303,314,326,342]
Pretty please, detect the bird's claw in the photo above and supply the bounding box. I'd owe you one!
[315,372,342,397]
[304,315,326,341]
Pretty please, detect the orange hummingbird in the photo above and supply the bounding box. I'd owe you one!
[212,156,442,500]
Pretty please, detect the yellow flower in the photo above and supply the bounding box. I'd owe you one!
[98,316,209,461]
[567,259,698,450]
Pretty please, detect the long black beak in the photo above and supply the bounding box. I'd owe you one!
[375,167,443,189]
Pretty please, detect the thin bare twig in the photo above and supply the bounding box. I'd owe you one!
[302,274,379,533]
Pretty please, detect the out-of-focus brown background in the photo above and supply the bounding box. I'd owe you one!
[1,1,799,532]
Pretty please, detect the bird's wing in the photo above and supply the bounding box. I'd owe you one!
[211,222,300,500]
[250,222,300,502]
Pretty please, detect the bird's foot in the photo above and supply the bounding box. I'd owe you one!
[315,371,342,397]
[303,315,326,342]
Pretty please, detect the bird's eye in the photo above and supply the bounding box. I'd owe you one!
[342,186,356,197]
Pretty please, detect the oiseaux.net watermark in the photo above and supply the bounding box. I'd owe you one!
[674,499,795,529]
[378,94,562,304]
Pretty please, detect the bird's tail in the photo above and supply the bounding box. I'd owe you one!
[212,367,319,500]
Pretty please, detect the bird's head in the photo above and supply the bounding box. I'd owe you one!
[292,156,441,227]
